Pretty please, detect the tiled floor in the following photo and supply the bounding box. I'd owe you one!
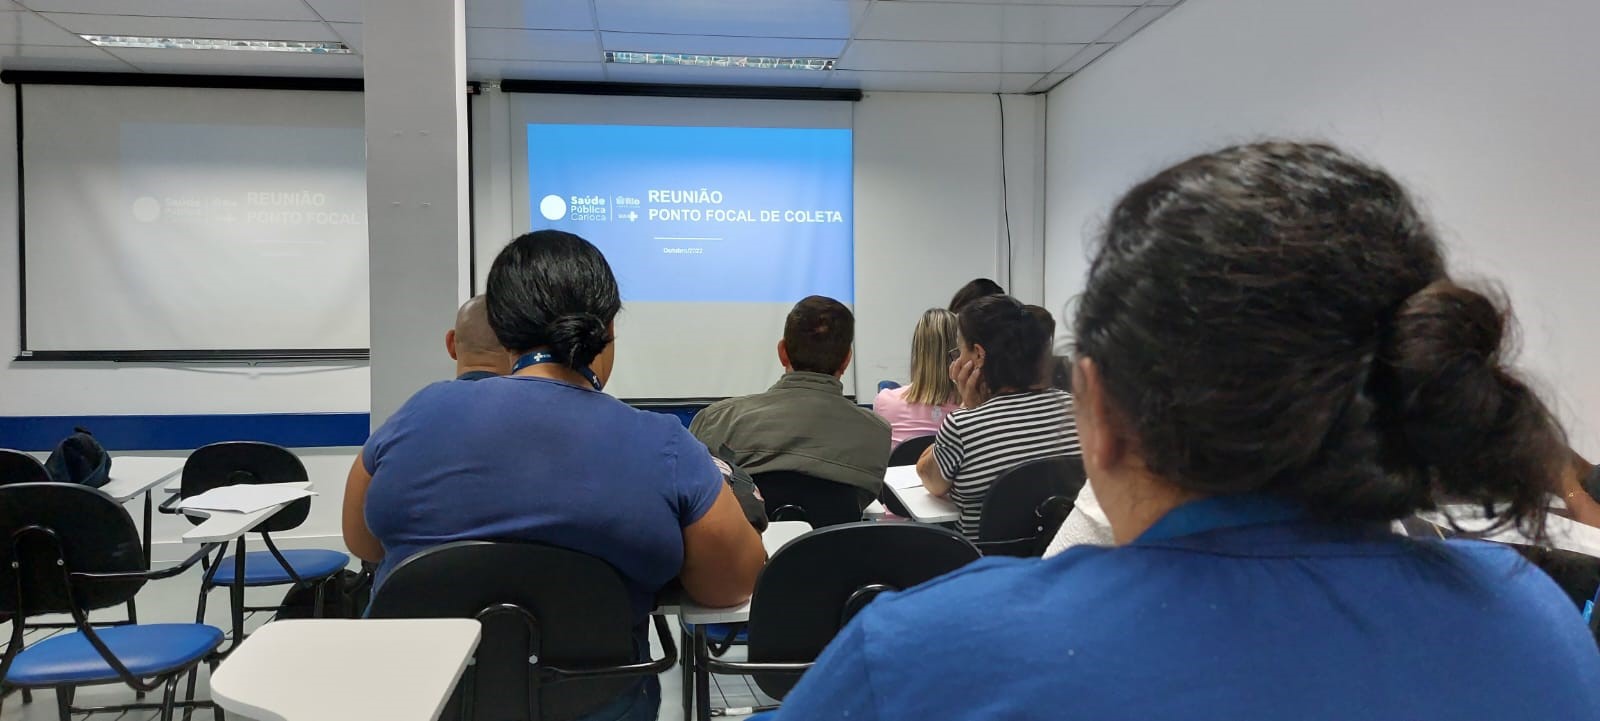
[1,563,775,721]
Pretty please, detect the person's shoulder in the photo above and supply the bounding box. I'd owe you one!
[873,386,905,410]
[875,546,1113,616]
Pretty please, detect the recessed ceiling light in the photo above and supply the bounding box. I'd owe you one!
[80,34,353,54]
[605,51,834,71]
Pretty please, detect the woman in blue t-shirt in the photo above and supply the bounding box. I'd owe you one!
[343,230,766,721]
[764,142,1600,720]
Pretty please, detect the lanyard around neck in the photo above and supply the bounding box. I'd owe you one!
[512,351,602,391]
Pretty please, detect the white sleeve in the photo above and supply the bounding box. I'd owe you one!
[1043,481,1116,558]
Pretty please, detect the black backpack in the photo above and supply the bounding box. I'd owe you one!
[277,564,375,619]
[44,427,111,489]
[713,444,768,533]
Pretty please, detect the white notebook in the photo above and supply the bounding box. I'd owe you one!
[178,483,316,514]
[884,465,926,490]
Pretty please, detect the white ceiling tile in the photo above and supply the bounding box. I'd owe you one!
[840,40,1083,74]
[467,0,593,30]
[0,10,95,45]
[595,0,860,39]
[42,13,339,41]
[17,0,320,21]
[302,0,358,23]
[1054,42,1111,74]
[0,42,131,71]
[468,59,605,81]
[1099,5,1170,43]
[826,70,1040,93]
[602,62,829,88]
[467,27,597,61]
[600,32,845,58]
[110,47,362,75]
[856,3,1131,44]
[330,21,358,52]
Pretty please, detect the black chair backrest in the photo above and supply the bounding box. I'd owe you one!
[367,541,641,721]
[752,471,863,528]
[887,435,936,467]
[1511,544,1600,611]
[181,441,310,532]
[746,522,980,699]
[977,456,1087,549]
[0,449,50,486]
[0,483,146,617]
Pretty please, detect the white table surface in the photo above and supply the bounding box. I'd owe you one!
[1419,504,1600,558]
[679,521,812,624]
[180,481,314,544]
[212,619,481,721]
[883,465,960,524]
[99,455,185,502]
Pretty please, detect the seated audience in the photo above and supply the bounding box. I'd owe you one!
[948,277,1004,314]
[916,294,1081,539]
[445,294,511,381]
[691,296,891,510]
[873,308,961,447]
[345,230,764,721]
[766,142,1600,719]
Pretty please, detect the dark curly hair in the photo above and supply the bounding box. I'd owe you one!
[1073,141,1565,537]
[486,230,621,371]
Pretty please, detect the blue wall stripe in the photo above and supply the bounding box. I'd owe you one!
[0,407,717,452]
[0,413,372,452]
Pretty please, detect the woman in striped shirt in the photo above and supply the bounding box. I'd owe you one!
[916,295,1081,539]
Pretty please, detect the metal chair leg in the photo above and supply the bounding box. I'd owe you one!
[694,625,711,721]
[54,686,72,721]
[229,538,246,646]
[159,674,180,721]
[680,623,693,721]
[211,656,228,721]
[20,688,31,704]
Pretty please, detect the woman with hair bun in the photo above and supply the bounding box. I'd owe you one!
[343,230,765,721]
[764,142,1600,720]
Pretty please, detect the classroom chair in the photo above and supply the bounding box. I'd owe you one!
[975,456,1087,557]
[752,471,863,528]
[879,436,937,517]
[168,442,348,650]
[0,449,49,486]
[0,483,225,721]
[367,541,676,721]
[692,522,980,720]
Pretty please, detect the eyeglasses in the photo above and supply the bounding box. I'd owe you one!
[947,347,962,363]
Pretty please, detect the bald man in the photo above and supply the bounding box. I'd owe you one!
[447,295,512,381]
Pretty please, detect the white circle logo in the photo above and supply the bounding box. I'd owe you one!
[131,196,161,223]
[539,194,568,221]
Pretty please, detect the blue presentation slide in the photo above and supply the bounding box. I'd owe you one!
[527,124,854,303]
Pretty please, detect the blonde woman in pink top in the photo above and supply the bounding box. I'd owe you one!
[874,308,962,447]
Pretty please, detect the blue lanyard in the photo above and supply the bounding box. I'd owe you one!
[512,351,603,391]
[1135,495,1307,544]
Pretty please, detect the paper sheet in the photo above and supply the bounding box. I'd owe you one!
[884,465,926,490]
[178,483,316,514]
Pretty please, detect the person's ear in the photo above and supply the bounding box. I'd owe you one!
[445,329,459,361]
[971,343,987,364]
[777,339,792,371]
[1073,356,1125,475]
[836,348,854,378]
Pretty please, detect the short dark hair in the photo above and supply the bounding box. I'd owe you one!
[485,230,621,370]
[1074,141,1564,535]
[784,296,854,375]
[949,278,1005,314]
[958,295,1049,392]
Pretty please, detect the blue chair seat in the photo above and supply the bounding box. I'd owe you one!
[211,549,349,586]
[681,621,748,645]
[4,624,223,686]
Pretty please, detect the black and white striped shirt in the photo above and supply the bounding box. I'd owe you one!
[933,388,1081,539]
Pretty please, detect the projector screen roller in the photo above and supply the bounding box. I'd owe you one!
[508,94,857,400]
[19,85,368,355]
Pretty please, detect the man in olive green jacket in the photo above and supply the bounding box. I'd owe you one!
[691,296,891,510]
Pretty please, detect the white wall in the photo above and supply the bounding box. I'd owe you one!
[1043,0,1600,452]
[473,89,1045,390]
[0,87,366,557]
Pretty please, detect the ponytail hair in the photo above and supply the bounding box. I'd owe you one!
[1074,141,1564,539]
[486,230,621,371]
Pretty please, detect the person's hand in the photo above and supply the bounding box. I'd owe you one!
[950,356,989,409]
